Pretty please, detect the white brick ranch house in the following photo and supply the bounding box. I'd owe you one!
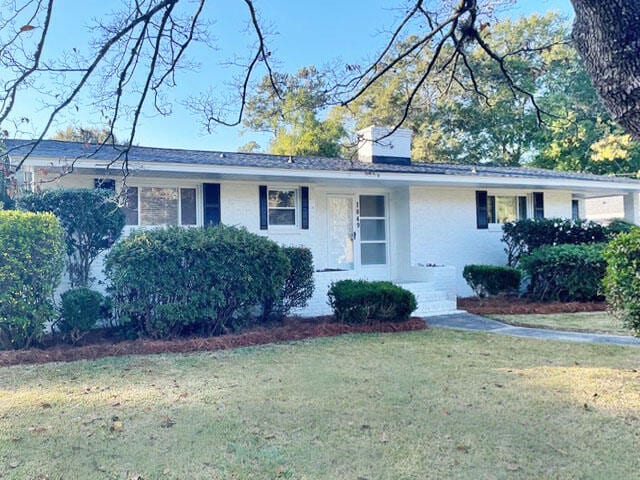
[6,127,640,316]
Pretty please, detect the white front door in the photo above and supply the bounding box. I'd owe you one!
[327,193,389,273]
[327,195,355,270]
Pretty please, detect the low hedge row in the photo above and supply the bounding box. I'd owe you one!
[520,243,607,302]
[462,265,521,297]
[328,280,417,324]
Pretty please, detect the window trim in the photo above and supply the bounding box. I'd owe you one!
[487,193,530,225]
[266,186,300,229]
[122,184,201,227]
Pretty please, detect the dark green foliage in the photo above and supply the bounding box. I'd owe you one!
[520,243,606,302]
[0,210,65,349]
[605,219,637,238]
[328,280,417,324]
[603,230,640,334]
[58,288,104,343]
[18,189,125,287]
[462,265,521,297]
[104,225,290,338]
[262,246,314,321]
[502,218,609,266]
[0,156,15,210]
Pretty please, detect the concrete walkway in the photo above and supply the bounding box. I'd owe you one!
[427,312,640,347]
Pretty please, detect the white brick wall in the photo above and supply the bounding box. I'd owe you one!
[36,173,574,312]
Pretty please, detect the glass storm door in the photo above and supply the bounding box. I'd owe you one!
[327,195,355,270]
[358,195,387,266]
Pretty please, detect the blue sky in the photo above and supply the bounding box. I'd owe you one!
[10,0,573,152]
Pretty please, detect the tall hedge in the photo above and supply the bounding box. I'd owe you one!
[0,210,65,349]
[502,218,608,266]
[19,189,125,287]
[519,243,606,302]
[603,229,640,334]
[104,225,290,338]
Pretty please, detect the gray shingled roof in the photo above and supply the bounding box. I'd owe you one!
[4,138,640,184]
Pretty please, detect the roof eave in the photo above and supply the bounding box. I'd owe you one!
[15,156,640,195]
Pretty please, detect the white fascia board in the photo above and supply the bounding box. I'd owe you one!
[17,156,640,194]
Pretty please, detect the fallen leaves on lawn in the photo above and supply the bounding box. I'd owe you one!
[110,417,123,433]
[160,416,175,428]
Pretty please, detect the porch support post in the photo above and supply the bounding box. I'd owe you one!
[623,192,640,225]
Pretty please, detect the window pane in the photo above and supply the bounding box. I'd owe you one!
[140,187,178,226]
[360,219,385,241]
[361,243,386,265]
[495,196,517,223]
[269,209,295,225]
[269,190,295,208]
[360,195,385,217]
[123,187,138,226]
[518,196,528,220]
[180,188,197,225]
[488,196,496,224]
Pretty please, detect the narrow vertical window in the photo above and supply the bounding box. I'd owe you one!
[123,186,139,226]
[359,195,386,265]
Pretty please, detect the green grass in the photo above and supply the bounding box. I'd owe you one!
[490,311,631,336]
[1,329,640,479]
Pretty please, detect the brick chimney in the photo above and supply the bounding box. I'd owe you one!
[357,126,412,165]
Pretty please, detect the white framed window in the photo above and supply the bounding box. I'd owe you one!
[268,188,297,227]
[123,186,198,226]
[488,195,528,224]
[359,194,387,265]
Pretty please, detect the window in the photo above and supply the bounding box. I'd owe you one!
[572,199,580,220]
[359,195,387,265]
[487,195,528,224]
[123,187,139,226]
[123,186,197,226]
[268,188,297,226]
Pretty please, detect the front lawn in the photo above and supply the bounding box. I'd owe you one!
[1,329,639,479]
[490,312,630,336]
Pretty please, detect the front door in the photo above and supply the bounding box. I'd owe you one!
[327,194,389,272]
[327,195,355,270]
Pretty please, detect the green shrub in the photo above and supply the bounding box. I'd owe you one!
[605,219,637,238]
[462,265,521,297]
[19,189,125,287]
[520,243,606,302]
[328,280,417,324]
[104,225,290,338]
[0,210,65,349]
[262,246,315,321]
[603,229,640,334]
[58,288,104,343]
[502,218,608,266]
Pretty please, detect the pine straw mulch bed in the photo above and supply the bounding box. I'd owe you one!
[0,317,426,367]
[458,296,608,315]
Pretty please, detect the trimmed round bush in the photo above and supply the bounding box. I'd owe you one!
[104,225,290,338]
[463,265,521,297]
[520,243,606,302]
[328,280,417,324]
[603,229,640,334]
[58,288,104,343]
[0,210,65,349]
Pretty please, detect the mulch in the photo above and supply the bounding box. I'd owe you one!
[0,317,427,367]
[457,296,607,315]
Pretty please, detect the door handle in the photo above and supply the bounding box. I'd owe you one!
[352,231,357,240]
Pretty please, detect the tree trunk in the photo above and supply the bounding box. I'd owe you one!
[571,0,640,137]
